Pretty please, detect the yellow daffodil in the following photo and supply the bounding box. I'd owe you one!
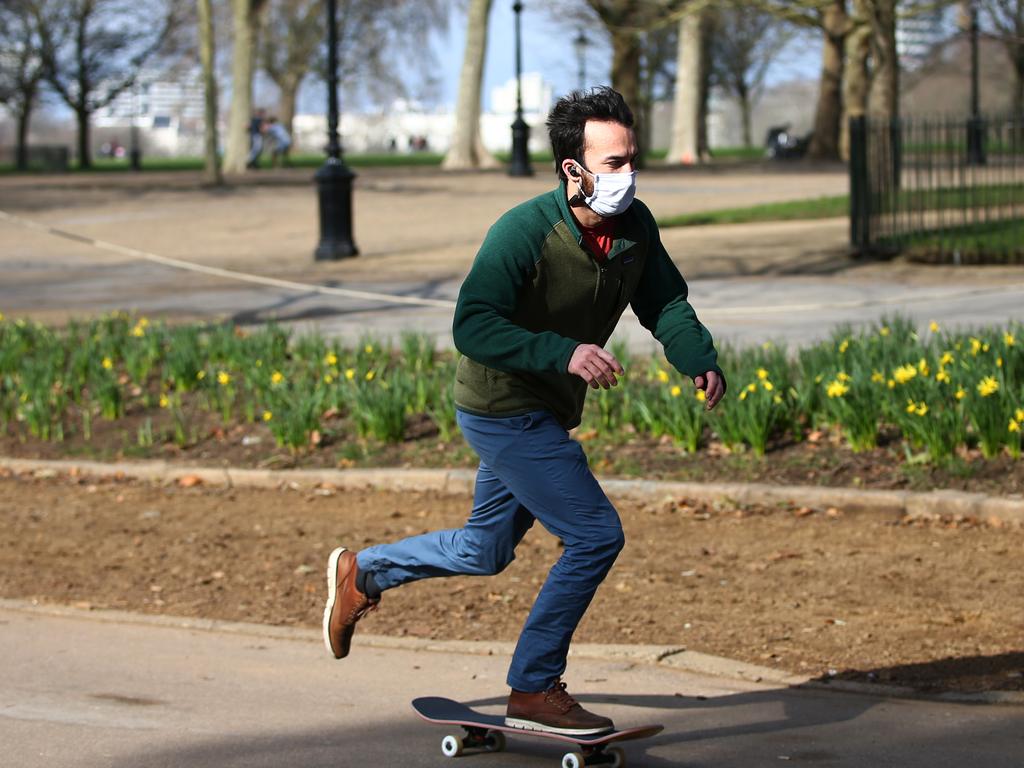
[739,389,748,401]
[879,326,890,337]
[1015,408,1024,422]
[917,358,930,377]
[940,352,954,365]
[763,380,774,391]
[955,388,967,401]
[1010,419,1021,433]
[887,380,896,389]
[262,410,273,422]
[871,371,885,383]
[837,371,852,382]
[0,311,5,322]
[906,399,917,414]
[893,364,917,384]
[217,371,231,386]
[746,382,758,392]
[365,370,375,382]
[762,341,773,350]
[271,371,284,384]
[364,344,374,354]
[324,374,334,384]
[101,357,113,370]
[838,339,850,353]
[1004,332,1016,346]
[915,402,928,417]
[827,380,849,398]
[695,390,706,402]
[929,321,940,333]
[996,357,1003,368]
[325,352,338,366]
[345,368,355,381]
[670,385,682,397]
[936,369,951,383]
[131,325,145,337]
[197,370,206,380]
[756,368,769,380]
[977,376,999,397]
[656,368,670,383]
[970,337,983,356]
[159,395,169,408]
[773,394,783,405]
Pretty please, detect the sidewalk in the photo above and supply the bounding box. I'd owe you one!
[1,603,1021,768]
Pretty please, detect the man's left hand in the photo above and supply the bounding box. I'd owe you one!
[693,370,725,410]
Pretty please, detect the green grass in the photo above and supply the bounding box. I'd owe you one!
[886,218,1024,262]
[657,195,849,228]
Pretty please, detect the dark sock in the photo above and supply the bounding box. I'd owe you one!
[356,569,382,600]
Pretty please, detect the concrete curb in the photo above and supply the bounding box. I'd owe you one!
[2,456,1023,524]
[2,598,1020,706]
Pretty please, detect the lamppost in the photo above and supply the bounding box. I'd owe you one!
[314,0,358,260]
[508,1,533,177]
[966,1,986,166]
[573,29,588,91]
[130,79,142,171]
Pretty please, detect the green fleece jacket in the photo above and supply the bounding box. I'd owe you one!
[452,183,722,429]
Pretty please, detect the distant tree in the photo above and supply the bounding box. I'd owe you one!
[223,0,268,175]
[260,0,448,143]
[668,6,712,164]
[197,0,222,185]
[708,2,796,148]
[0,1,48,170]
[444,0,500,170]
[981,0,1024,117]
[34,0,179,169]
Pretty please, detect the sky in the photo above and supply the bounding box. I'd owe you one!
[431,2,823,113]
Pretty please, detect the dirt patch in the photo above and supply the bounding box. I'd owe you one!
[2,469,1021,694]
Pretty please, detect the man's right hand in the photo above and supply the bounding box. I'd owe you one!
[568,344,624,389]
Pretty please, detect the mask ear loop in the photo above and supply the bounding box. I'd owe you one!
[568,162,590,205]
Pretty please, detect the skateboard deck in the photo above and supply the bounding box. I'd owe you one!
[412,696,662,767]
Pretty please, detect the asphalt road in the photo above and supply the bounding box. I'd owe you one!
[2,604,1023,768]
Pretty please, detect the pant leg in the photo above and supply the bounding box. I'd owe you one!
[357,460,535,591]
[456,410,625,693]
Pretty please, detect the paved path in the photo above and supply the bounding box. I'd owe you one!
[2,605,1022,768]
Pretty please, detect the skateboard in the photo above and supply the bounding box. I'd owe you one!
[412,696,663,768]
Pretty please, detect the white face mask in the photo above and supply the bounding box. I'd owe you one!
[574,163,637,217]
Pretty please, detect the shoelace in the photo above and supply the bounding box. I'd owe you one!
[543,679,579,714]
[346,597,379,625]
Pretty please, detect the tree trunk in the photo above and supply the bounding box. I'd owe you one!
[668,10,704,164]
[738,85,752,148]
[223,0,263,174]
[610,27,643,162]
[197,0,222,186]
[442,0,498,170]
[867,0,898,120]
[15,92,33,171]
[840,3,871,161]
[807,2,846,161]
[277,78,300,139]
[77,107,91,169]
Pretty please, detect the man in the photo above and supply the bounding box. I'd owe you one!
[324,87,725,735]
[246,108,266,169]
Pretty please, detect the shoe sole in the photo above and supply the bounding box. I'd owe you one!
[503,717,613,737]
[323,546,348,658]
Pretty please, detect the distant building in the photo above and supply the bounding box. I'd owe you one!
[897,8,951,71]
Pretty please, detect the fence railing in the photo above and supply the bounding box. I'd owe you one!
[849,114,1024,263]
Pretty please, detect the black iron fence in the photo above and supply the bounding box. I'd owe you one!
[849,114,1024,263]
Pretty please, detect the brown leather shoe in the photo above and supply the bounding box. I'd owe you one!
[505,679,614,735]
[323,547,379,659]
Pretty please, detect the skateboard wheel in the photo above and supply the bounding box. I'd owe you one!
[483,731,506,752]
[441,734,464,757]
[561,752,584,768]
[608,746,626,767]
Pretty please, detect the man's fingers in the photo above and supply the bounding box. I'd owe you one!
[595,348,625,374]
[693,374,706,390]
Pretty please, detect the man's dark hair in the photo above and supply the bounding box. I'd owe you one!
[546,86,634,182]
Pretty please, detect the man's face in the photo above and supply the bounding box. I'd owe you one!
[576,120,638,196]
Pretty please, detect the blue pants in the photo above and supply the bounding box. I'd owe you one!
[357,409,625,692]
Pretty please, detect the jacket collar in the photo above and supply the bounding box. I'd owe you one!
[554,181,640,262]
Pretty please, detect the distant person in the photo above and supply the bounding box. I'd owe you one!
[266,117,292,167]
[247,108,266,169]
[323,86,725,736]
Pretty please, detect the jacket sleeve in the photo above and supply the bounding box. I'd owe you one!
[629,202,725,385]
[452,213,579,373]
